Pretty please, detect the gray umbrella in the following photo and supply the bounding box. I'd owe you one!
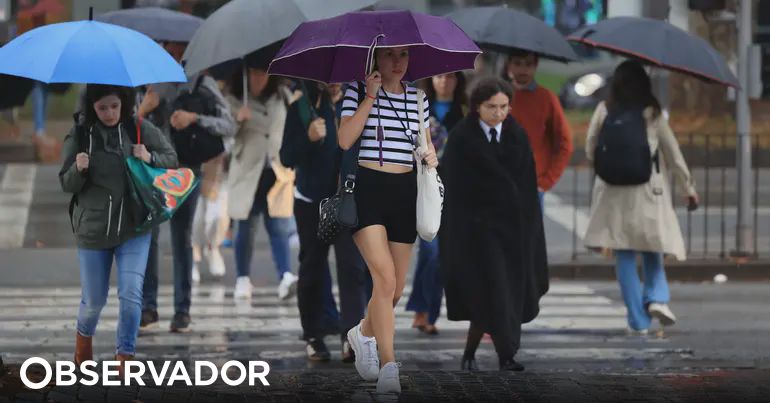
[182,0,378,77]
[568,17,738,87]
[446,6,578,62]
[96,7,203,43]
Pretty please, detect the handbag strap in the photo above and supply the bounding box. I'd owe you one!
[415,88,429,160]
[136,116,142,145]
[339,81,366,189]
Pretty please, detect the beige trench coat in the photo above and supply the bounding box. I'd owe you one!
[226,89,293,221]
[583,102,696,261]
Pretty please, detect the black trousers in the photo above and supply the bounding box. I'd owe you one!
[295,198,371,341]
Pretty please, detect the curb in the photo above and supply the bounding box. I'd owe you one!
[550,260,770,281]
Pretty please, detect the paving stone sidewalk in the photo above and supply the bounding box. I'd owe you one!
[2,365,770,403]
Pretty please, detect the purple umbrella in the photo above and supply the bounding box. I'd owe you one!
[268,10,481,83]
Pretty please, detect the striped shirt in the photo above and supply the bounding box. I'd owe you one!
[341,82,430,168]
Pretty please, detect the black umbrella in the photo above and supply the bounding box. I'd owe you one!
[182,0,378,77]
[0,74,35,109]
[96,7,203,43]
[183,0,376,106]
[446,6,578,62]
[568,17,738,87]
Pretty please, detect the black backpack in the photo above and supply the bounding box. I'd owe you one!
[170,76,224,166]
[594,107,659,186]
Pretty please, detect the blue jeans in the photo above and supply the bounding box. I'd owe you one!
[32,82,47,135]
[77,232,151,356]
[406,237,443,325]
[235,208,292,280]
[615,250,670,330]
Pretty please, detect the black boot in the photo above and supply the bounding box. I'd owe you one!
[499,357,524,372]
[460,355,479,371]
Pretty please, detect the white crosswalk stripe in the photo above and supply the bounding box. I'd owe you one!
[0,163,36,248]
[0,282,687,365]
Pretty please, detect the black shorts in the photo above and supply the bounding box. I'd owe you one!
[352,166,417,244]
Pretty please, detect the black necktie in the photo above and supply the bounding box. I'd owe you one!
[489,128,498,145]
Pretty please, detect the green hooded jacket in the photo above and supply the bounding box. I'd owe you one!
[59,117,178,249]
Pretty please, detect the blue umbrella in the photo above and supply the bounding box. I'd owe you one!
[96,7,203,43]
[0,19,186,86]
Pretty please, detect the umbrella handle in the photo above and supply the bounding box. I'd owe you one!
[365,34,385,77]
[242,59,248,107]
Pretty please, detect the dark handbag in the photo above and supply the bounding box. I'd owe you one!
[317,173,359,243]
[316,82,365,244]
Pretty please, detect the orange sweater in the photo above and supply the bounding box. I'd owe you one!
[510,85,573,191]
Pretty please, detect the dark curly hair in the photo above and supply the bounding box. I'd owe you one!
[468,76,513,117]
[82,84,135,127]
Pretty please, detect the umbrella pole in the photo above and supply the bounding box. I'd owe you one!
[242,59,248,107]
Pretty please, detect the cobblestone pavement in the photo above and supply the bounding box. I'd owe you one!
[2,366,770,402]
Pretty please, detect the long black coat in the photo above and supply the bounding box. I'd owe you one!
[439,116,549,333]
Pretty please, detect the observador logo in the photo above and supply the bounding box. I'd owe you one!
[20,357,271,389]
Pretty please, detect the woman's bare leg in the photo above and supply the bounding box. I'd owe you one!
[354,225,398,365]
[388,242,413,308]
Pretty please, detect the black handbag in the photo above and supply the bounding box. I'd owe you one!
[317,172,359,244]
[316,82,365,244]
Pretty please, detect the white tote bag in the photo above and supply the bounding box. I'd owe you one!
[414,89,444,241]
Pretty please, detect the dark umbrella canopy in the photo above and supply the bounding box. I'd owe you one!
[96,7,203,43]
[446,6,577,62]
[268,10,481,84]
[568,17,738,87]
[182,0,378,76]
[0,74,35,109]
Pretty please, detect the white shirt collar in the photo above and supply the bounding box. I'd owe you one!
[479,119,503,143]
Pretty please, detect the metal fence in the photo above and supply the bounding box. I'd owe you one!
[565,133,770,261]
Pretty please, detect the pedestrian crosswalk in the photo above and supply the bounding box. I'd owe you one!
[0,163,36,248]
[0,282,689,368]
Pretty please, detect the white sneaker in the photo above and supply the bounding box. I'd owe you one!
[648,303,677,326]
[346,321,379,381]
[277,272,298,300]
[376,362,401,394]
[234,276,252,299]
[191,263,201,284]
[207,248,226,277]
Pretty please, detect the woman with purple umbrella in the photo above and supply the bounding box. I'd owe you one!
[268,10,480,392]
[338,47,438,393]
